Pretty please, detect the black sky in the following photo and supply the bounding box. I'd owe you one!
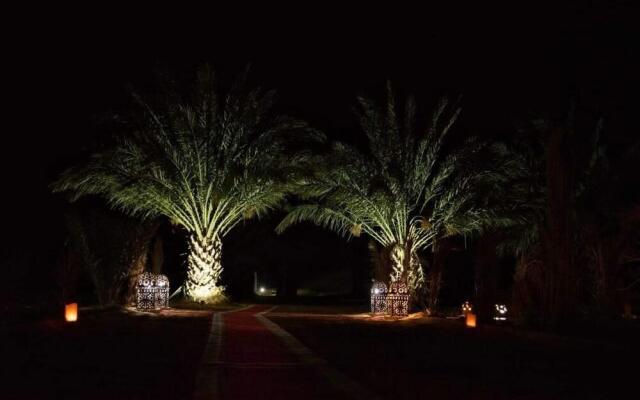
[3,2,638,251]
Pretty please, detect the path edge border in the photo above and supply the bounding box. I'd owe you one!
[193,304,253,400]
[256,307,381,400]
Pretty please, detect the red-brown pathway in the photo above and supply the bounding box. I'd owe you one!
[195,304,372,400]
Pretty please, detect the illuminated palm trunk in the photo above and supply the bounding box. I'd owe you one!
[185,234,224,303]
[389,244,424,290]
[385,243,425,310]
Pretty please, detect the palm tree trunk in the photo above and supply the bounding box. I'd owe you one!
[185,234,225,303]
[474,234,499,323]
[426,253,443,314]
[426,239,453,314]
[544,126,575,327]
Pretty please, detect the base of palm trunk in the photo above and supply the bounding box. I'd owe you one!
[184,235,225,303]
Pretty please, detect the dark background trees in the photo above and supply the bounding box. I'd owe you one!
[2,3,638,323]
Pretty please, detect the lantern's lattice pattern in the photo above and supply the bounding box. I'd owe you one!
[387,280,409,317]
[136,272,170,310]
[370,281,388,314]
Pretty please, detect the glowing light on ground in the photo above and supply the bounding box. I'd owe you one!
[136,272,170,310]
[494,304,508,321]
[65,303,78,322]
[466,312,477,327]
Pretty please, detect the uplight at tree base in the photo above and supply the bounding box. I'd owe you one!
[65,303,78,322]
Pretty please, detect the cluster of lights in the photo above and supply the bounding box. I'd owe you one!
[461,301,476,327]
[494,304,508,321]
[461,301,473,315]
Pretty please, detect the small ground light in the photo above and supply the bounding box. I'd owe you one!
[65,303,78,322]
[494,304,508,321]
[259,287,265,294]
[466,313,477,327]
[461,301,472,315]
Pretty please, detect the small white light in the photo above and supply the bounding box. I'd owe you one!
[495,304,508,314]
[259,287,265,293]
[374,288,380,294]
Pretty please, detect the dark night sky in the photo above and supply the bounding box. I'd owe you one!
[3,2,638,257]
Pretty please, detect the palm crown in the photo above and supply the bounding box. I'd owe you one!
[278,85,490,286]
[53,66,311,302]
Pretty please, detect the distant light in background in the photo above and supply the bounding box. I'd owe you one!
[260,287,265,294]
[461,301,473,316]
[65,303,78,322]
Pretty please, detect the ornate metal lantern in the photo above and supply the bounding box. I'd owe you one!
[136,272,170,310]
[387,280,409,317]
[370,281,388,314]
[155,274,170,308]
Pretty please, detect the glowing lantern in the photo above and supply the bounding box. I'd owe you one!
[388,281,409,317]
[466,312,476,327]
[494,304,508,321]
[461,301,473,316]
[370,281,388,314]
[136,272,170,310]
[65,303,78,322]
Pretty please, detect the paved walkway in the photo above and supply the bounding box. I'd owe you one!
[195,305,373,400]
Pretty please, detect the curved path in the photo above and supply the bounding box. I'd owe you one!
[194,305,375,400]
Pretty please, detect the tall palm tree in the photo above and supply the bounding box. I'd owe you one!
[277,84,493,298]
[490,110,628,324]
[53,66,312,303]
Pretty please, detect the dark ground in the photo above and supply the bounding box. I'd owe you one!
[1,308,212,400]
[269,307,640,400]
[2,304,638,399]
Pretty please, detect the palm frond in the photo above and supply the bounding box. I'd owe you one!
[280,85,485,252]
[53,65,318,241]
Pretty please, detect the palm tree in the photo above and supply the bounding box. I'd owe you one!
[574,137,640,315]
[490,110,633,325]
[277,84,493,301]
[482,137,548,321]
[53,66,312,303]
